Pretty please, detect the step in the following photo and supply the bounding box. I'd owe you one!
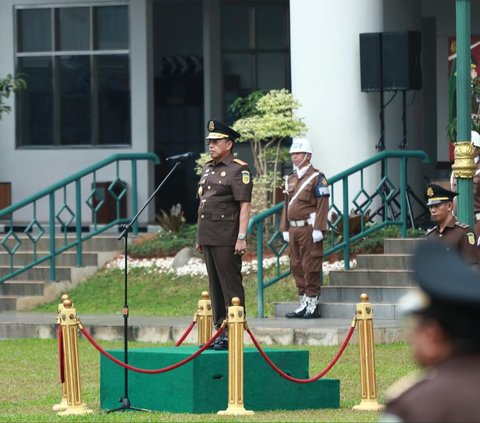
[0,280,44,296]
[0,296,17,312]
[383,237,426,254]
[0,266,72,281]
[320,286,415,303]
[355,254,413,270]
[1,236,122,253]
[275,301,402,320]
[0,251,101,266]
[328,269,416,286]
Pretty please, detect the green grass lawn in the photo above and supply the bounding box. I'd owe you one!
[0,338,417,422]
[32,267,299,318]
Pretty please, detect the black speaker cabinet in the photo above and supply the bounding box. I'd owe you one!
[360,31,422,92]
[382,31,422,91]
[360,33,382,92]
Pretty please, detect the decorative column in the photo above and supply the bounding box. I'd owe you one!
[454,0,474,227]
[197,291,213,345]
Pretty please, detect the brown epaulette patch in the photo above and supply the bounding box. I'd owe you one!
[425,226,436,235]
[455,222,469,229]
[233,158,248,166]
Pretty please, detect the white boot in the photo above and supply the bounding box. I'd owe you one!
[285,294,307,318]
[303,295,321,319]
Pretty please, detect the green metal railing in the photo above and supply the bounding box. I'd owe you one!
[0,153,160,283]
[247,150,430,317]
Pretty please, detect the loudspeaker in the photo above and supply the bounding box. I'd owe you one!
[359,31,422,92]
[360,33,382,92]
[382,31,422,91]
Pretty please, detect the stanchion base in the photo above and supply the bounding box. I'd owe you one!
[352,399,384,411]
[52,398,68,411]
[218,406,254,416]
[57,404,93,416]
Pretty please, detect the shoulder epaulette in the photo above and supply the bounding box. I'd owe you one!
[455,222,469,229]
[233,158,248,166]
[425,226,436,235]
[384,371,423,403]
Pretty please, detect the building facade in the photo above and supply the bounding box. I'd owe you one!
[0,0,478,226]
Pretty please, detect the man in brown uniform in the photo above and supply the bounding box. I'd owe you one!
[280,138,330,319]
[425,183,477,265]
[195,119,253,350]
[382,240,480,422]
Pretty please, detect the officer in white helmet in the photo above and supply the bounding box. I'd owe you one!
[279,137,330,318]
[450,130,480,250]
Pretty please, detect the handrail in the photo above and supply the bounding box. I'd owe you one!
[0,153,160,284]
[247,150,430,317]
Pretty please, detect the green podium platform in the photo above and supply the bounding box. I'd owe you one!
[100,346,340,413]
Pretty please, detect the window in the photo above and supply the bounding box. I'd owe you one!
[221,1,290,122]
[15,5,130,147]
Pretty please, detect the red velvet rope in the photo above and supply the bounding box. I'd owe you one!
[246,320,356,383]
[57,324,65,384]
[80,325,224,374]
[175,321,196,347]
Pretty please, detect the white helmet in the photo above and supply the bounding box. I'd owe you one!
[289,137,313,154]
[472,130,480,148]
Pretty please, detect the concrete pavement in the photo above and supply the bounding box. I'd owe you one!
[0,311,406,346]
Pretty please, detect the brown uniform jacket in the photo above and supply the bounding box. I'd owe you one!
[196,153,253,246]
[384,354,480,422]
[280,166,329,232]
[425,216,478,264]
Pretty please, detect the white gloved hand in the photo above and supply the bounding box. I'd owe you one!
[282,232,290,243]
[312,229,324,243]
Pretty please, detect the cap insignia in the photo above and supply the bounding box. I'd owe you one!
[427,187,434,197]
[208,120,215,131]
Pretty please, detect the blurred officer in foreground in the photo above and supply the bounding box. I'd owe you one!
[280,137,330,319]
[425,183,477,265]
[195,119,253,350]
[382,240,480,422]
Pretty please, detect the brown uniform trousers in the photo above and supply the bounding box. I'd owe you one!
[196,153,253,327]
[384,354,480,422]
[280,166,329,297]
[426,216,478,265]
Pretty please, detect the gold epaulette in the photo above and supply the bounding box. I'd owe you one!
[455,221,469,229]
[233,158,248,166]
[384,371,423,402]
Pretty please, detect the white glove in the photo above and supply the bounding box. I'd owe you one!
[282,232,289,243]
[312,229,324,243]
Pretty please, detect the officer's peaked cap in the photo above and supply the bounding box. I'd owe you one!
[399,240,480,316]
[425,183,457,206]
[205,119,240,141]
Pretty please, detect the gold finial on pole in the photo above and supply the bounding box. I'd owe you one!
[218,297,254,416]
[52,294,70,412]
[57,297,93,416]
[197,291,213,345]
[352,293,384,411]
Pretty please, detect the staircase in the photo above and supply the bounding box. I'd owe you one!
[0,236,121,312]
[275,238,425,320]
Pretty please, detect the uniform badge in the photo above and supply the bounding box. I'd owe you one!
[427,187,434,197]
[221,171,226,177]
[208,120,215,131]
[242,170,250,184]
[468,232,476,245]
[321,177,328,186]
[198,186,204,196]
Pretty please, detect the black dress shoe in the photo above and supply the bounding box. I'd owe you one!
[212,337,228,350]
[303,308,321,319]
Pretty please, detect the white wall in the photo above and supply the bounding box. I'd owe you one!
[0,0,155,224]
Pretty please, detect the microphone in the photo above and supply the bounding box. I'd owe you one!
[165,152,195,161]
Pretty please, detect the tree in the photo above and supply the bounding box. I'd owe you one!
[0,74,27,121]
[232,89,307,213]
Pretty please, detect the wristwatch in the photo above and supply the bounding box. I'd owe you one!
[237,233,246,241]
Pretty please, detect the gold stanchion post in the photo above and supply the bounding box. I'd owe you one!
[218,297,254,416]
[353,293,384,411]
[57,297,93,416]
[197,291,212,345]
[52,294,70,412]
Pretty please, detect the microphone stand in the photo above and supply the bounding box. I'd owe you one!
[107,161,181,413]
